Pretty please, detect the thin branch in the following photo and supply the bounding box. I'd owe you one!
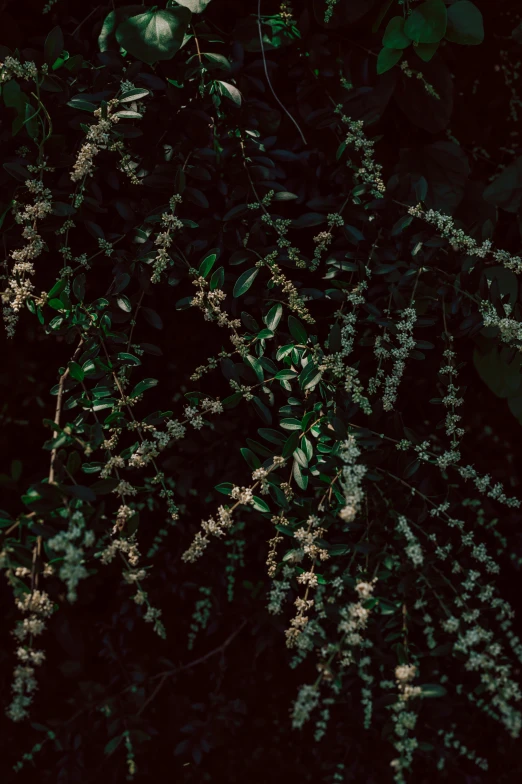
[257,0,307,145]
[135,619,248,717]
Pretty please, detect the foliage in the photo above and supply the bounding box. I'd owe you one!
[1,0,522,782]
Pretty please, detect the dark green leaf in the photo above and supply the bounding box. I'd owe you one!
[404,0,447,43]
[233,267,259,297]
[445,0,484,45]
[383,17,411,48]
[377,47,403,74]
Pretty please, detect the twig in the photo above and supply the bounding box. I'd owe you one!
[257,0,307,145]
[135,619,248,717]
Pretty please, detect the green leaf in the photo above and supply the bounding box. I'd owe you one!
[199,252,217,278]
[264,303,283,331]
[377,46,403,74]
[98,6,143,52]
[116,353,141,366]
[252,396,272,424]
[383,17,412,48]
[218,81,242,106]
[113,110,143,120]
[3,79,24,111]
[104,735,123,756]
[328,544,350,556]
[251,496,270,513]
[44,26,64,66]
[415,41,439,61]
[258,428,285,445]
[71,272,85,304]
[202,52,231,69]
[68,362,84,383]
[11,459,22,481]
[115,7,192,65]
[420,683,448,698]
[280,418,301,431]
[404,0,447,43]
[241,447,261,470]
[142,307,163,329]
[119,88,151,103]
[233,267,259,297]
[483,156,522,213]
[67,97,97,113]
[287,315,307,344]
[244,355,264,382]
[293,460,308,490]
[48,279,67,299]
[210,266,224,290]
[174,0,212,11]
[215,482,234,495]
[445,0,484,45]
[117,295,132,312]
[130,378,159,398]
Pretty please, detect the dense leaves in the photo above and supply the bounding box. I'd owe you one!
[1,1,522,784]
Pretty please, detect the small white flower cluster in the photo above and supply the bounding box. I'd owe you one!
[436,728,488,772]
[409,204,522,274]
[337,580,377,659]
[310,213,344,271]
[97,535,165,638]
[338,435,366,524]
[150,195,183,283]
[0,56,39,84]
[7,590,53,722]
[382,305,417,412]
[335,107,385,198]
[48,510,95,602]
[113,503,135,534]
[480,300,522,346]
[2,178,53,336]
[291,683,321,730]
[395,515,424,567]
[187,586,212,650]
[192,277,242,333]
[267,564,294,615]
[70,99,121,183]
[320,284,371,415]
[440,342,465,453]
[389,664,421,783]
[458,464,521,508]
[400,60,440,100]
[285,516,330,648]
[182,459,284,563]
[261,249,314,322]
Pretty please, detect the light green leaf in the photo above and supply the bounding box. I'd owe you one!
[218,81,242,106]
[116,295,132,312]
[119,88,151,102]
[116,7,192,64]
[251,495,270,513]
[264,303,283,331]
